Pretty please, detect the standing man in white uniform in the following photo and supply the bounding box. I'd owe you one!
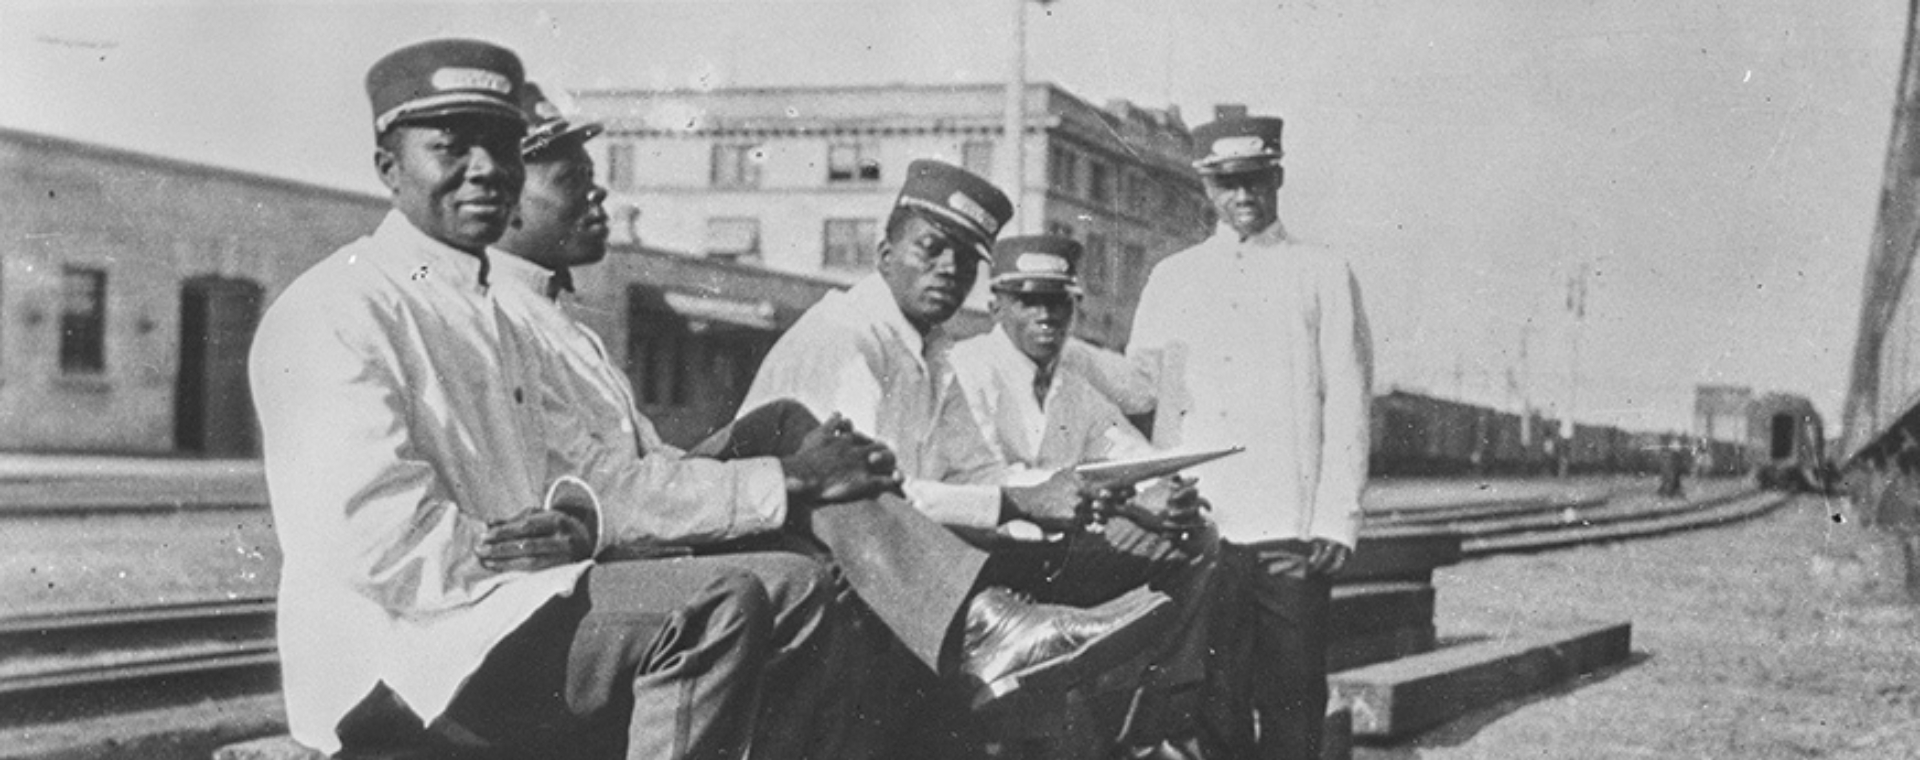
[1128,113,1374,759]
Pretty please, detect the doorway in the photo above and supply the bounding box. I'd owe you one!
[174,276,264,456]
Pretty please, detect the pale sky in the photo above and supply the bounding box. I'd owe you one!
[0,0,1903,432]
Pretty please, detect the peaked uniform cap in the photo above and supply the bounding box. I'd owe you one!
[520,81,605,159]
[892,159,1013,261]
[990,235,1083,295]
[366,38,528,134]
[1190,116,1284,175]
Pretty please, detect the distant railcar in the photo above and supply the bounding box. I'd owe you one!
[1749,394,1827,491]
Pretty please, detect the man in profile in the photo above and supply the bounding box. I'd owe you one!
[472,83,1173,754]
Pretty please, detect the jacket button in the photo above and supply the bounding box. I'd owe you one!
[514,388,524,404]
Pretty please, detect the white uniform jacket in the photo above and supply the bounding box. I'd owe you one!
[487,253,787,556]
[741,274,1005,530]
[1127,221,1373,547]
[950,327,1157,486]
[251,212,587,752]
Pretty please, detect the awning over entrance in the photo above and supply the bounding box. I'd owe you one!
[661,291,780,332]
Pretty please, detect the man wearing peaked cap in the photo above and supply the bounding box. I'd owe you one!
[254,41,878,759]
[366,38,528,135]
[951,234,1226,751]
[744,160,1180,723]
[1129,112,1374,758]
[490,80,911,758]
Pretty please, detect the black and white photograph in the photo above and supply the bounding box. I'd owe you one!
[0,2,1914,758]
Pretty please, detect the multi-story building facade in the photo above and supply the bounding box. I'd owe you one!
[573,82,1212,348]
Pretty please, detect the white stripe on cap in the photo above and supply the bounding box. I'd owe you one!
[374,91,523,133]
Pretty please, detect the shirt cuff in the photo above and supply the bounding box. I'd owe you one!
[902,479,1002,530]
[728,457,790,535]
[543,475,606,557]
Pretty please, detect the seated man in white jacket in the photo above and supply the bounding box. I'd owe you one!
[949,234,1221,750]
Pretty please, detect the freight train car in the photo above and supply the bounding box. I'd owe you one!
[1839,3,1920,522]
[1368,388,1756,479]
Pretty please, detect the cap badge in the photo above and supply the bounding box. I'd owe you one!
[430,67,512,95]
[1211,135,1268,159]
[1015,253,1070,276]
[948,192,999,236]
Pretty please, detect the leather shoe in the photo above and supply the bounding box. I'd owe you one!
[960,586,1172,706]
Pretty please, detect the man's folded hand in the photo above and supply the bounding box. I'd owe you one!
[779,413,903,507]
[477,508,594,572]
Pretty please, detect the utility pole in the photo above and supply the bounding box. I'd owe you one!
[1003,0,1030,234]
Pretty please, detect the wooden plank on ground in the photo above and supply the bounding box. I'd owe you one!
[1330,621,1632,740]
[1328,625,1437,672]
[1330,582,1435,638]
[1336,534,1464,584]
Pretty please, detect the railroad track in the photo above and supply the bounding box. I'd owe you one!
[0,486,1796,721]
[0,597,279,722]
[1360,486,1792,556]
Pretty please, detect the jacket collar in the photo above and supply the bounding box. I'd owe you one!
[488,248,568,301]
[1214,218,1290,247]
[376,210,491,291]
[847,273,950,362]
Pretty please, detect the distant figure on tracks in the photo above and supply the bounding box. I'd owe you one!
[1128,112,1375,759]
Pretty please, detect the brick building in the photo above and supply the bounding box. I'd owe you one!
[572,82,1212,348]
[0,127,853,454]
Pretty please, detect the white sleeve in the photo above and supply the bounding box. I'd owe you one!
[1308,261,1373,547]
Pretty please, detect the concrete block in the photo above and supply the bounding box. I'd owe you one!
[1330,621,1632,740]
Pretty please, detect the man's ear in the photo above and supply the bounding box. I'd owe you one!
[1274,166,1286,189]
[874,237,894,271]
[373,146,400,194]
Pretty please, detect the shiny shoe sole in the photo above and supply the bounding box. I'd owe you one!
[969,593,1175,709]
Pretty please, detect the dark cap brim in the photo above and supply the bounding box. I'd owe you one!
[1194,155,1281,176]
[380,97,528,133]
[916,213,995,262]
[524,121,605,158]
[992,276,1082,295]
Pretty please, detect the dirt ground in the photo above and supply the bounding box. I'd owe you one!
[1358,493,1920,759]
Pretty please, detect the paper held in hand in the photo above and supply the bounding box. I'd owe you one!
[1071,446,1245,490]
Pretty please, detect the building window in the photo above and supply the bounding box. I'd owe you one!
[1123,171,1151,216]
[628,301,690,408]
[962,140,995,178]
[59,266,106,374]
[710,144,764,188]
[1120,243,1148,296]
[1082,235,1110,295]
[1049,146,1079,195]
[1087,161,1111,206]
[823,218,880,270]
[606,142,636,191]
[827,144,881,183]
[704,217,761,259]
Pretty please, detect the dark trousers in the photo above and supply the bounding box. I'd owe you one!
[363,553,836,760]
[1203,539,1333,760]
[693,399,988,674]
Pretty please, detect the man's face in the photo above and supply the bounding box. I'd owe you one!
[1203,166,1283,238]
[375,115,526,253]
[500,141,610,269]
[877,213,981,331]
[992,289,1076,365]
